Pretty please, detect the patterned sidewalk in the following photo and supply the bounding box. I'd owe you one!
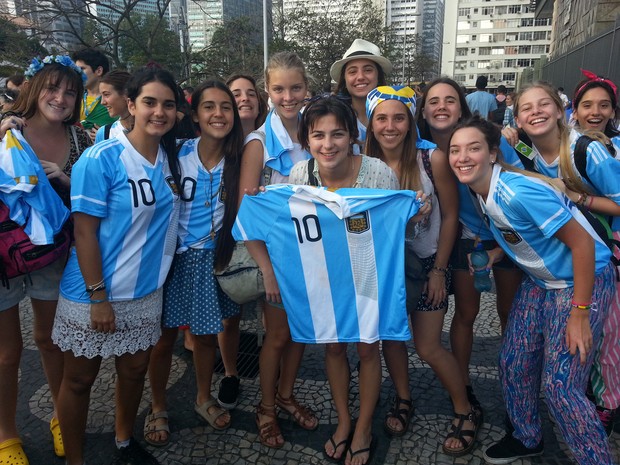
[16,294,620,464]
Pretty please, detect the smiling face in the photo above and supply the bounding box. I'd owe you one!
[370,99,410,154]
[307,114,352,172]
[515,87,563,138]
[127,81,177,139]
[37,77,78,124]
[422,83,462,133]
[99,82,127,118]
[449,126,497,194]
[193,87,234,141]
[574,87,615,133]
[228,77,260,126]
[344,59,379,100]
[267,68,307,123]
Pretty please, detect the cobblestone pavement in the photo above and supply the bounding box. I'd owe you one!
[16,294,620,464]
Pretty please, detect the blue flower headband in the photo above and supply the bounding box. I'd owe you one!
[24,55,87,84]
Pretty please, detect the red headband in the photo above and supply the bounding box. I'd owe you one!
[573,69,618,108]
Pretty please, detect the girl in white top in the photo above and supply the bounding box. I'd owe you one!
[238,52,317,449]
[94,70,132,143]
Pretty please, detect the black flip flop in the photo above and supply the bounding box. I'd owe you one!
[323,434,350,464]
[346,434,377,465]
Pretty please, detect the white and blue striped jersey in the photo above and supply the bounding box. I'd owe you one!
[233,185,421,344]
[61,131,180,302]
[480,165,611,289]
[0,129,69,244]
[458,136,522,240]
[176,138,225,253]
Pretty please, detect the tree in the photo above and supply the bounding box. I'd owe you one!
[393,33,438,84]
[14,0,177,69]
[118,13,182,74]
[192,17,264,82]
[270,0,396,90]
[0,16,47,75]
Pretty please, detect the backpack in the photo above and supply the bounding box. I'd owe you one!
[0,202,71,288]
[514,136,620,256]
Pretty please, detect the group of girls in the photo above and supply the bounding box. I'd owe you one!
[1,43,619,465]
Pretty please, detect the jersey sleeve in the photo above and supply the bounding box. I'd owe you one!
[584,140,620,205]
[94,126,106,144]
[499,136,523,168]
[507,179,572,238]
[70,145,114,217]
[232,187,287,242]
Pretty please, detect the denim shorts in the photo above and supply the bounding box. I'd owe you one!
[0,255,67,311]
[450,238,517,272]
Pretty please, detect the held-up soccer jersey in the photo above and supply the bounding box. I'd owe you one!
[480,164,611,289]
[176,138,225,253]
[233,185,421,344]
[60,131,180,302]
[0,129,69,244]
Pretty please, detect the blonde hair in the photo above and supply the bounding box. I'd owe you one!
[514,82,591,194]
[264,52,308,88]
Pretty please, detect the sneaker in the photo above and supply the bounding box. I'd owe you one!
[597,406,615,437]
[217,375,240,410]
[483,434,543,464]
[110,438,159,465]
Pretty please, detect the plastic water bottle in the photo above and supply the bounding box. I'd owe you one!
[471,242,492,293]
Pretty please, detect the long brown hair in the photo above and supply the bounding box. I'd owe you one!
[365,102,421,191]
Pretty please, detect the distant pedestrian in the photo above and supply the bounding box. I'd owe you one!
[465,76,497,119]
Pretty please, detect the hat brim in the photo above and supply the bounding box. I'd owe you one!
[329,55,393,83]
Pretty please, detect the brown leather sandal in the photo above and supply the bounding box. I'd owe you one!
[275,392,319,431]
[255,403,284,449]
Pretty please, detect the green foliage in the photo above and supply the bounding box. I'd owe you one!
[191,17,264,83]
[119,13,182,74]
[0,17,47,74]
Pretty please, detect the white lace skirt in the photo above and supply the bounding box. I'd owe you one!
[52,288,163,359]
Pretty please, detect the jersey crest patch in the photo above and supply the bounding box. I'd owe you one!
[500,227,522,245]
[346,211,370,234]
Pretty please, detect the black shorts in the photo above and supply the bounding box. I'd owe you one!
[450,238,518,271]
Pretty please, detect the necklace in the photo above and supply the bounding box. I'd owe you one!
[204,164,222,241]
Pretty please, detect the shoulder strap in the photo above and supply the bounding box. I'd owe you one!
[70,125,79,149]
[104,123,112,140]
[574,135,594,186]
[307,158,319,186]
[420,149,434,186]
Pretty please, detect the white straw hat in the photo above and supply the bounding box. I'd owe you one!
[330,39,393,82]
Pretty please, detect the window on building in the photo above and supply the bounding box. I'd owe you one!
[505,47,518,55]
[532,31,547,40]
[471,48,476,53]
[458,8,470,16]
[492,48,504,55]
[503,72,516,81]
[480,20,493,29]
[531,45,547,54]
[520,18,533,27]
[479,47,492,55]
[455,75,466,83]
[456,48,468,56]
[478,61,490,69]
[493,33,505,42]
[519,32,533,41]
[481,7,493,15]
[517,58,532,67]
[508,5,520,14]
[495,6,507,14]
[534,18,550,26]
[518,45,531,54]
[457,34,469,43]
[458,21,470,29]
[504,59,516,67]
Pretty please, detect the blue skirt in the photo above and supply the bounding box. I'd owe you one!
[163,248,240,335]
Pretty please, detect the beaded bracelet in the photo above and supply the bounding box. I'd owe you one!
[571,302,591,310]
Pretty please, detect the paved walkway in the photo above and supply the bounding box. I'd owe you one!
[16,294,620,464]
